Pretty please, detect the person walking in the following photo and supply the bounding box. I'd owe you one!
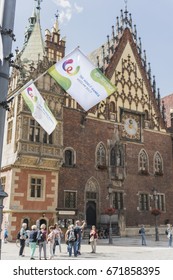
[3,228,8,243]
[29,225,38,260]
[139,225,147,246]
[166,224,173,247]
[19,223,28,257]
[47,226,55,259]
[37,223,47,260]
[89,225,98,253]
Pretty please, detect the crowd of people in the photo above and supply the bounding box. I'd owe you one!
[17,222,63,259]
[14,220,100,259]
[3,222,172,259]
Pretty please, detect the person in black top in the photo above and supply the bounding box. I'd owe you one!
[29,225,38,260]
[19,223,28,257]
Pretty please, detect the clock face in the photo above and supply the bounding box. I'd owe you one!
[124,118,138,136]
[122,113,141,140]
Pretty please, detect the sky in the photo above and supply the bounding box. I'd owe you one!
[12,0,173,98]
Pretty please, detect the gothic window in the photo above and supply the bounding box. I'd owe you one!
[138,149,149,174]
[96,143,106,168]
[112,192,124,210]
[7,120,13,144]
[144,110,149,120]
[28,176,45,200]
[154,152,163,175]
[29,119,40,142]
[139,193,149,211]
[63,148,76,167]
[64,191,77,208]
[110,101,116,112]
[110,147,116,166]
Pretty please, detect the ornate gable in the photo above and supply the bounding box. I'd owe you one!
[88,8,166,134]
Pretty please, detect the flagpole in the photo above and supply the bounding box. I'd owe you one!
[9,69,48,100]
[8,46,80,100]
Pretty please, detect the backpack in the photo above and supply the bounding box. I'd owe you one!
[139,229,141,234]
[68,229,76,242]
[36,230,45,242]
[165,229,168,235]
[17,231,21,240]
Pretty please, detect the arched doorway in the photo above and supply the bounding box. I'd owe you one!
[86,201,96,226]
[85,177,99,227]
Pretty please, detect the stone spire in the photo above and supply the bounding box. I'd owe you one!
[20,0,45,65]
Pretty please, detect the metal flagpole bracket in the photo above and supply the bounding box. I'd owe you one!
[0,97,14,111]
[0,26,16,41]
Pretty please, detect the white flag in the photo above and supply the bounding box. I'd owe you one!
[48,48,116,111]
[0,0,5,64]
[21,81,57,135]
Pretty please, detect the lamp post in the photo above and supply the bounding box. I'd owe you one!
[107,184,113,244]
[0,0,16,260]
[0,183,8,260]
[151,188,160,242]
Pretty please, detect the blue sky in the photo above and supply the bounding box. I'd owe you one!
[13,0,173,97]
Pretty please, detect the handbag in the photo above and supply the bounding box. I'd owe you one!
[55,238,59,245]
[89,235,94,242]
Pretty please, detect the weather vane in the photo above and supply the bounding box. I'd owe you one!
[35,0,43,10]
[124,0,128,10]
[55,10,59,20]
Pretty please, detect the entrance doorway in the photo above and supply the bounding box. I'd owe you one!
[86,201,96,226]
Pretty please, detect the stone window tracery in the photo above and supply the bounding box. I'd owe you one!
[154,152,163,175]
[96,143,106,168]
[138,149,149,174]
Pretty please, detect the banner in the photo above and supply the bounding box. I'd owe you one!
[0,0,5,64]
[48,48,116,111]
[21,81,57,135]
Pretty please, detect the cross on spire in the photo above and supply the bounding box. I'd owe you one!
[55,10,59,20]
[35,0,43,10]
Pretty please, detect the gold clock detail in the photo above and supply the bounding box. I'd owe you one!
[122,113,141,140]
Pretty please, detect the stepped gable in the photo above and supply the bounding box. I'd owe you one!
[88,7,166,130]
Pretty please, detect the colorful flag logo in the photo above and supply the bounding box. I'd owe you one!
[21,81,57,135]
[48,48,116,111]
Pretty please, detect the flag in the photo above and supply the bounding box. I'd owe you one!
[21,81,57,135]
[0,0,5,64]
[48,48,116,111]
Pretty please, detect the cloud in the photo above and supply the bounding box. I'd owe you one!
[52,0,83,24]
[53,0,71,9]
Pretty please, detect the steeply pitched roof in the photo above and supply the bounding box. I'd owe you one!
[20,19,45,64]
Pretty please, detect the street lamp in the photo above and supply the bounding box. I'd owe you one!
[0,183,8,260]
[151,188,160,242]
[106,184,114,244]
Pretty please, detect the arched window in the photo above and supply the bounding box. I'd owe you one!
[154,152,163,175]
[138,149,149,174]
[96,143,106,168]
[110,147,116,166]
[63,148,76,167]
[110,101,116,112]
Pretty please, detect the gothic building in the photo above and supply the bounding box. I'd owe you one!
[1,2,173,240]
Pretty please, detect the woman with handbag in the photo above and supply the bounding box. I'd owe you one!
[53,223,63,255]
[89,225,98,253]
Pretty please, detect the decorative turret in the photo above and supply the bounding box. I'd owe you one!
[45,11,66,63]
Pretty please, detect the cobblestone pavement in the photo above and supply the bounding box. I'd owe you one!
[1,235,173,260]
